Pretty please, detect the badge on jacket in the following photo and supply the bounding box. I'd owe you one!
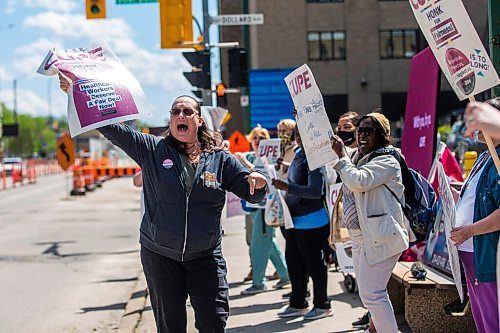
[201,171,220,189]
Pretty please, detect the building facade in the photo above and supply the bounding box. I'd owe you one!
[218,0,489,134]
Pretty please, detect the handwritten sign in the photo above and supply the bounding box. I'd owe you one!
[437,161,464,301]
[257,139,280,165]
[408,0,500,100]
[284,64,338,170]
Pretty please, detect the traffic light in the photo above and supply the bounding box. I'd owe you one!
[216,83,227,107]
[228,48,248,87]
[86,0,106,19]
[159,0,194,49]
[183,51,211,89]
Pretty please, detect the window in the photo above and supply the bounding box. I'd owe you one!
[306,0,344,3]
[308,31,346,61]
[379,29,427,59]
[323,94,348,123]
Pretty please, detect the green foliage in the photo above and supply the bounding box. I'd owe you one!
[1,104,68,157]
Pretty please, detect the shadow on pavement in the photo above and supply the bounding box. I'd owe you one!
[230,301,283,316]
[95,277,138,283]
[80,302,127,313]
[227,317,306,332]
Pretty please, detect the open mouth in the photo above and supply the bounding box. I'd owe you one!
[359,140,367,148]
[177,124,188,133]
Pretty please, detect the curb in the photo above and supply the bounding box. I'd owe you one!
[117,272,148,333]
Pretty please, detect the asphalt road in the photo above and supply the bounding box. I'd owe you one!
[0,173,142,333]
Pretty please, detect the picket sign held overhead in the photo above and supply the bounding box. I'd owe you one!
[408,0,500,174]
[284,64,338,170]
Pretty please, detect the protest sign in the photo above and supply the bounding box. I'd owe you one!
[257,139,281,166]
[201,106,228,132]
[326,182,343,217]
[408,0,499,100]
[437,161,463,301]
[401,47,440,178]
[38,40,151,137]
[284,64,337,170]
[334,241,355,274]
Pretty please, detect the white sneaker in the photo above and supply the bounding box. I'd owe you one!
[277,305,309,318]
[303,307,334,320]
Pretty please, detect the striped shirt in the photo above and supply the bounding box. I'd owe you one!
[341,185,360,230]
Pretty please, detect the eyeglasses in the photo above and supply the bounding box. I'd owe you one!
[170,108,198,117]
[356,127,376,135]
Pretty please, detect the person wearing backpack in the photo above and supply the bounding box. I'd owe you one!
[330,112,410,333]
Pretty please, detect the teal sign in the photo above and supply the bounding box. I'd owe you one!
[116,0,158,4]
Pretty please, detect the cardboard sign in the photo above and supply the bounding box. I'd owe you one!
[408,0,500,100]
[334,241,355,274]
[284,64,337,170]
[257,139,281,165]
[401,47,440,178]
[228,130,250,154]
[326,182,343,217]
[437,161,464,301]
[56,132,75,170]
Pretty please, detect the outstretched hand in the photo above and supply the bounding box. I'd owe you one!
[248,172,267,195]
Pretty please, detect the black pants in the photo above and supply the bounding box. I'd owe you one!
[285,224,331,310]
[141,246,229,333]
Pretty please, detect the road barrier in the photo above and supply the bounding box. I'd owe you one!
[70,165,140,196]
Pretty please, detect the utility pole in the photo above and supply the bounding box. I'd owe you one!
[202,0,212,106]
[13,79,18,123]
[489,0,500,97]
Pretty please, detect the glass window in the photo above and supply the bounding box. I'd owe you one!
[333,31,346,59]
[404,30,417,58]
[380,29,423,59]
[308,32,321,60]
[320,32,333,60]
[308,31,346,61]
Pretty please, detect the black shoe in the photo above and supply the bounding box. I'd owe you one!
[281,290,311,299]
[352,311,370,327]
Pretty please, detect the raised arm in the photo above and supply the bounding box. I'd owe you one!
[334,155,400,192]
[221,151,267,203]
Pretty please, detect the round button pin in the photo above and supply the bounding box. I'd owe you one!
[162,159,173,169]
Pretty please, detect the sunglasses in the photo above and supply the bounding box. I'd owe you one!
[170,108,198,116]
[356,127,376,135]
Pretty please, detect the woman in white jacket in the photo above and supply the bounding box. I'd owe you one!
[330,112,409,333]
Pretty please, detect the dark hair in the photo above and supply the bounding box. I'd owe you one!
[166,95,223,153]
[338,110,361,128]
[356,115,392,148]
[485,97,500,110]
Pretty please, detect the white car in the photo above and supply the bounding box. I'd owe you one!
[1,157,24,177]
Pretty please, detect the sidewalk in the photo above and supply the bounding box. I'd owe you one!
[118,215,411,333]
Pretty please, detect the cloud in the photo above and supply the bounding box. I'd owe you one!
[23,12,133,40]
[6,0,77,14]
[1,88,49,117]
[0,66,13,82]
[12,38,63,74]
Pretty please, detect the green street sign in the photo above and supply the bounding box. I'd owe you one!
[116,0,158,4]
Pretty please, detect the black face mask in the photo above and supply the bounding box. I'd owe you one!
[337,130,356,146]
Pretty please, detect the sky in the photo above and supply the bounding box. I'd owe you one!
[0,0,220,126]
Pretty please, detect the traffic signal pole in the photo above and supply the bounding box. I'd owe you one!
[202,0,212,106]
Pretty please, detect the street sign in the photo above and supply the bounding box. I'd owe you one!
[210,14,264,26]
[56,132,75,171]
[240,95,249,107]
[116,0,157,4]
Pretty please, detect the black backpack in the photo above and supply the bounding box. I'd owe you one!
[368,148,437,242]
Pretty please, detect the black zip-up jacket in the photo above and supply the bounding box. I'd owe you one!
[99,124,266,261]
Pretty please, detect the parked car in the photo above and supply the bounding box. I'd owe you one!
[1,157,24,177]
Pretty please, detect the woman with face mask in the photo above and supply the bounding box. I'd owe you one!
[330,112,409,333]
